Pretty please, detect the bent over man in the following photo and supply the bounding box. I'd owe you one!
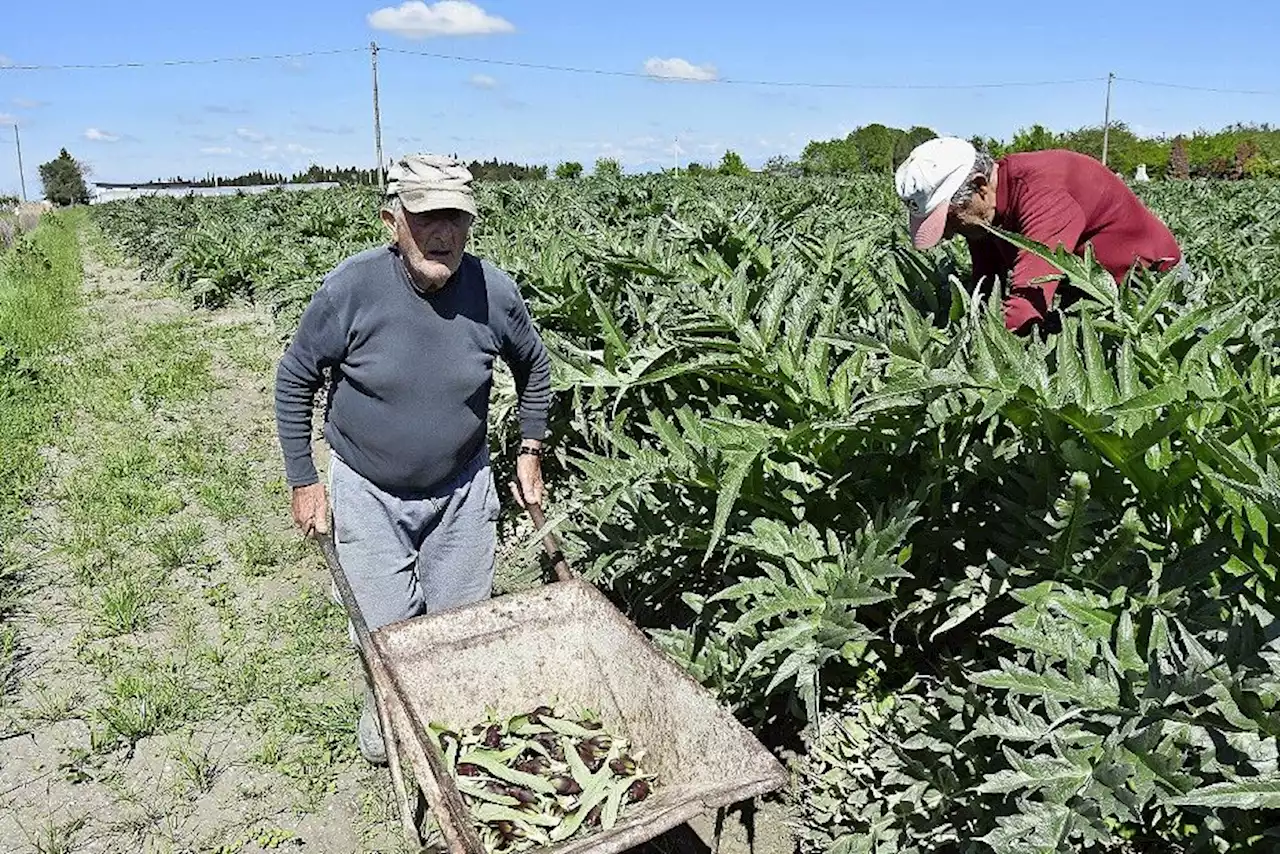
[274,154,552,764]
[895,137,1184,334]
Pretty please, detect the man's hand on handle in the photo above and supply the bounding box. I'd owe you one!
[291,483,330,538]
[509,441,545,509]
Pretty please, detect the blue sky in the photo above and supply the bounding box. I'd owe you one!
[1,0,1278,195]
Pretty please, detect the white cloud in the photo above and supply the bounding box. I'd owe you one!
[302,122,354,135]
[200,146,238,155]
[13,98,46,109]
[84,128,120,142]
[643,57,718,82]
[0,56,12,68]
[368,1,515,38]
[235,127,268,143]
[468,73,498,89]
[284,143,318,155]
[0,113,16,126]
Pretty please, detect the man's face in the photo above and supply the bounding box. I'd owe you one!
[943,177,997,240]
[383,205,473,292]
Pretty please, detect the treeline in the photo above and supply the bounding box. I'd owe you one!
[152,166,382,187]
[978,122,1280,179]
[465,158,548,181]
[156,159,547,188]
[791,121,1280,180]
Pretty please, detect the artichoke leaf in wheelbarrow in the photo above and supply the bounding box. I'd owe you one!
[427,704,657,852]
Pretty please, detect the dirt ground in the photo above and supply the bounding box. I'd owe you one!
[0,232,800,854]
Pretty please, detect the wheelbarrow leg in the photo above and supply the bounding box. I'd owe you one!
[371,663,425,847]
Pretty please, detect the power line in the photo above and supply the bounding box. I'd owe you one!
[382,48,1106,90]
[0,47,364,71]
[1117,77,1280,96]
[2,43,1278,97]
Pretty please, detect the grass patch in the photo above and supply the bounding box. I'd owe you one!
[92,655,207,751]
[149,522,207,571]
[23,681,87,724]
[0,211,82,536]
[0,211,83,709]
[18,813,88,854]
[96,575,154,637]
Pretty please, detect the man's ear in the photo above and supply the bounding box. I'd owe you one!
[380,208,397,236]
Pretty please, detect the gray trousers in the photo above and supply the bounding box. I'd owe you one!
[328,448,500,633]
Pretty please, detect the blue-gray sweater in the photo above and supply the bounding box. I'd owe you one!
[274,245,551,493]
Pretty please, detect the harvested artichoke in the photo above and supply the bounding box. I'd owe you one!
[426,704,657,852]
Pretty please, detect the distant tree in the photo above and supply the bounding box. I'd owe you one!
[465,158,548,182]
[893,126,937,168]
[799,138,859,175]
[1009,124,1059,153]
[971,136,1008,157]
[1234,141,1260,178]
[1169,136,1190,179]
[554,161,583,180]
[851,124,897,173]
[593,158,622,179]
[801,124,938,175]
[684,162,709,175]
[762,155,801,177]
[718,150,750,176]
[39,148,90,206]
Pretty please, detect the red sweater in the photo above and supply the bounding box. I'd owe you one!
[968,150,1182,292]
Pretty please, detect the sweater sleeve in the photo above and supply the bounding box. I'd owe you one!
[498,284,552,441]
[1008,187,1087,289]
[274,286,346,487]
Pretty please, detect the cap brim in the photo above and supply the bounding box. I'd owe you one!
[398,188,477,217]
[909,202,949,250]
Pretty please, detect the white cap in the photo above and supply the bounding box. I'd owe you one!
[894,136,976,249]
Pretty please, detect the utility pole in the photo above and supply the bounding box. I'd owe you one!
[14,124,27,202]
[371,41,385,189]
[1101,72,1115,168]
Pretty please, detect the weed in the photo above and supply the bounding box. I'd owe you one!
[172,737,223,797]
[253,733,285,767]
[195,455,253,522]
[93,659,201,749]
[19,812,87,854]
[149,522,207,570]
[96,575,152,636]
[58,746,113,785]
[235,529,282,576]
[0,624,17,700]
[24,681,86,724]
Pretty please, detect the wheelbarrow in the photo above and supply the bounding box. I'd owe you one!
[316,499,789,853]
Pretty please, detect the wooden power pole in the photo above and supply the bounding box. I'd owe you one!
[1101,72,1115,168]
[14,124,27,202]
[371,41,385,189]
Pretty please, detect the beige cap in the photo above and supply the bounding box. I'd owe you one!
[386,153,477,217]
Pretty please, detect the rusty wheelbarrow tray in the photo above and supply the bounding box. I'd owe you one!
[317,505,788,854]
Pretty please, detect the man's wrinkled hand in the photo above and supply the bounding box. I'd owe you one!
[291,483,330,538]
[511,453,544,509]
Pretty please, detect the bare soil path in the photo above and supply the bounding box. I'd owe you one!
[0,230,404,854]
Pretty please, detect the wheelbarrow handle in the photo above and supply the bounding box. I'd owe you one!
[522,501,575,584]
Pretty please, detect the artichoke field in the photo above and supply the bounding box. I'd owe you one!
[95,175,1280,853]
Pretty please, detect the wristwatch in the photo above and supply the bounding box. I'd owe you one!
[518,445,544,458]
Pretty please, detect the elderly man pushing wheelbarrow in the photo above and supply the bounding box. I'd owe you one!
[274,154,552,765]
